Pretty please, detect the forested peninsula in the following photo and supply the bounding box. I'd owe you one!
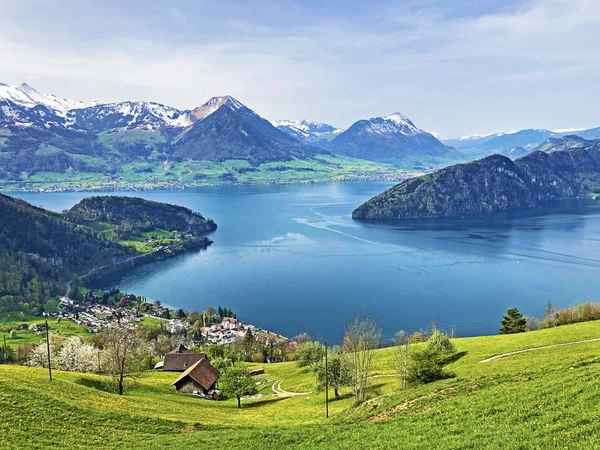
[0,194,216,314]
[353,136,600,219]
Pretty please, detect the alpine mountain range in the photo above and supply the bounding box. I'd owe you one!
[1,81,600,184]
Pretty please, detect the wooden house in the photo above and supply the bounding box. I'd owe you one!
[161,344,207,372]
[171,358,221,396]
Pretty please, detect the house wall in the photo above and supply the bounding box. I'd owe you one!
[175,379,203,394]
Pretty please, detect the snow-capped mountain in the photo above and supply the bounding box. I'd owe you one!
[0,82,96,116]
[0,83,328,181]
[0,99,69,130]
[329,112,452,161]
[172,96,323,164]
[69,101,192,132]
[272,119,343,146]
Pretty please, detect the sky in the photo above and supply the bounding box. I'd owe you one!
[0,0,598,137]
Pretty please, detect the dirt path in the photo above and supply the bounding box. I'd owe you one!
[270,380,311,397]
[479,338,600,363]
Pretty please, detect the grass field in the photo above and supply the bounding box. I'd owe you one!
[0,155,413,192]
[1,321,600,448]
[0,313,87,347]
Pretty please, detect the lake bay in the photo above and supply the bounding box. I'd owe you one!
[15,182,600,343]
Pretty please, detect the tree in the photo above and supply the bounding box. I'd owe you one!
[295,341,325,369]
[500,307,527,334]
[55,337,97,373]
[100,325,145,395]
[219,364,258,408]
[342,314,382,402]
[314,348,352,399]
[407,330,456,384]
[242,328,256,361]
[394,330,411,390]
[26,333,63,368]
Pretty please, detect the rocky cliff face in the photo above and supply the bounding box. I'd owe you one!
[353,137,600,219]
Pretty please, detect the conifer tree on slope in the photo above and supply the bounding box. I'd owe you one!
[500,307,527,334]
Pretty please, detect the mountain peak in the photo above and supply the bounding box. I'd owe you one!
[190,95,245,121]
[20,82,37,93]
[382,112,418,130]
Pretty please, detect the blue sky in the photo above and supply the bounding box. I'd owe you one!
[0,0,598,136]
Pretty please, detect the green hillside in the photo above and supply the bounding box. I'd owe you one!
[2,321,600,449]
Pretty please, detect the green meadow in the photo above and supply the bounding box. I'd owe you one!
[0,155,412,192]
[2,321,600,448]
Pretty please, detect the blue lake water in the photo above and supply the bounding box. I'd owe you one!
[13,182,600,343]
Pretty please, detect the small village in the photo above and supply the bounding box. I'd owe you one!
[49,296,281,349]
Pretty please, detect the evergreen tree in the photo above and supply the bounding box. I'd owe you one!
[500,307,527,334]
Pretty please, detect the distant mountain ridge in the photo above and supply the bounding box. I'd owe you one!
[444,127,600,159]
[328,112,453,162]
[0,83,326,182]
[273,119,344,145]
[353,136,600,219]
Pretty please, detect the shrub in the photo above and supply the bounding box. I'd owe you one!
[407,330,456,384]
[295,341,325,369]
[540,302,600,329]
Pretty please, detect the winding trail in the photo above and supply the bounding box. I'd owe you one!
[271,380,311,397]
[479,338,600,363]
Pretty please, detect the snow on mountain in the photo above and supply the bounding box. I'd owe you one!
[0,82,96,116]
[190,96,247,121]
[272,119,343,145]
[69,101,192,132]
[330,112,451,161]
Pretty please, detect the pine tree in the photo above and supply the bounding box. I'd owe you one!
[500,307,527,334]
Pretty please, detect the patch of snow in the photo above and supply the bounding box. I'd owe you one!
[0,82,97,116]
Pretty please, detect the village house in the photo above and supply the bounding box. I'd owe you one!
[171,358,221,399]
[158,344,207,371]
[221,317,239,330]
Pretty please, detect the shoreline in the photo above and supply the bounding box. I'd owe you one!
[0,173,412,194]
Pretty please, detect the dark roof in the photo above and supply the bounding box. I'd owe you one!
[162,351,206,371]
[172,359,220,390]
[168,343,197,354]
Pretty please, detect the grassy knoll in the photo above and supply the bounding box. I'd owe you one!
[0,313,87,347]
[2,321,600,448]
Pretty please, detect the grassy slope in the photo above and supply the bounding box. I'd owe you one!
[2,322,600,449]
[0,313,87,347]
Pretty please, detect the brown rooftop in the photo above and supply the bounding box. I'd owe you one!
[171,358,221,391]
[168,343,196,354]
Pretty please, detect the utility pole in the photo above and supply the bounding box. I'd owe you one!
[2,335,7,363]
[45,320,52,382]
[325,339,329,418]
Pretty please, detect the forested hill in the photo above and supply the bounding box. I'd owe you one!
[0,194,216,314]
[66,196,217,234]
[353,136,600,219]
[0,193,134,313]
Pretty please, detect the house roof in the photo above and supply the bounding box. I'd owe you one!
[168,343,196,354]
[171,358,220,390]
[162,351,206,371]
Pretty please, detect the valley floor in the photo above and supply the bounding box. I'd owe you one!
[0,156,415,193]
[2,321,600,449]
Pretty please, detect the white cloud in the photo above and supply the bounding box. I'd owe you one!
[0,0,598,135]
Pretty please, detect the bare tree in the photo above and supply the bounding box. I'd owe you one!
[342,314,382,403]
[101,325,145,395]
[393,330,411,390]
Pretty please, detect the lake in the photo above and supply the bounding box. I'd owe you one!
[14,182,600,343]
